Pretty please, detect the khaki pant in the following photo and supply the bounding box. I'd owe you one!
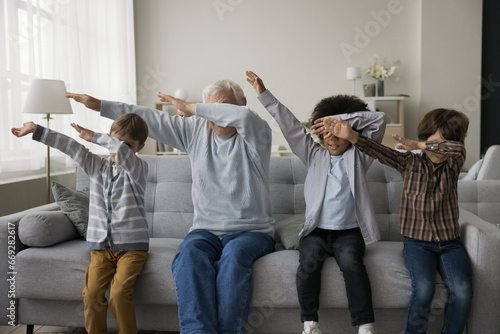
[82,249,148,334]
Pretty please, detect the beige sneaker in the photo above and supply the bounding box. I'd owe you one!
[302,321,323,334]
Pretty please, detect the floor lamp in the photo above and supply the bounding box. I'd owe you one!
[23,79,73,204]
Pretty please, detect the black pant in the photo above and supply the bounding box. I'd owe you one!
[296,227,375,326]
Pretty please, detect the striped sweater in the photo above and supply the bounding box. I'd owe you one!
[33,125,149,251]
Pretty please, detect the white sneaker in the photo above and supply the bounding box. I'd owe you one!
[302,321,323,334]
[358,322,375,334]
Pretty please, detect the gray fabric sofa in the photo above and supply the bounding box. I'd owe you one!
[1,155,500,334]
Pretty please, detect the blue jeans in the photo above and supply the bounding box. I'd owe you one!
[171,229,275,334]
[403,237,473,334]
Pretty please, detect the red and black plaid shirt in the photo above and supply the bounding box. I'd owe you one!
[355,135,465,242]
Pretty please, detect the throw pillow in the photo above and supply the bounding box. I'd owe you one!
[51,182,90,238]
[19,211,81,247]
[275,214,305,250]
[461,158,484,180]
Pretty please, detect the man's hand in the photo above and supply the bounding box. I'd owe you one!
[11,122,37,137]
[71,123,96,142]
[157,93,196,117]
[393,134,421,151]
[245,70,266,95]
[66,93,101,111]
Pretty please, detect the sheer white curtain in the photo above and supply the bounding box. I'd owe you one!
[0,0,136,173]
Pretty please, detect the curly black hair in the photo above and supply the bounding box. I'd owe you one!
[310,95,369,125]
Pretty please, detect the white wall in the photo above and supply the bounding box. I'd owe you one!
[133,0,482,168]
[420,1,482,167]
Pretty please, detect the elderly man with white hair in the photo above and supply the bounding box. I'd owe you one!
[66,76,275,334]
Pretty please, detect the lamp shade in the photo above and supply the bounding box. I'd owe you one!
[346,67,362,80]
[23,79,73,115]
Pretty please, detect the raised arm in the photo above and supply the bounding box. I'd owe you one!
[314,117,411,172]
[67,92,193,152]
[246,70,320,167]
[12,122,103,177]
[92,133,148,182]
[71,122,148,182]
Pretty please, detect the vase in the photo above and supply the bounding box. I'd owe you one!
[377,80,384,96]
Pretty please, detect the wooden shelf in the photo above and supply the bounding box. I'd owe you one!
[363,96,405,148]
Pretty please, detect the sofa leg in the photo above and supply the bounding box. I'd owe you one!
[26,325,34,334]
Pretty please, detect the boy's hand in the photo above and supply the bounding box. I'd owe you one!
[11,122,37,137]
[66,93,101,111]
[245,70,266,95]
[312,117,359,144]
[71,123,95,142]
[157,93,196,117]
[393,134,420,150]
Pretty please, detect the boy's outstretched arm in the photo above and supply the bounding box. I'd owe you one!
[11,122,37,137]
[392,134,421,151]
[71,123,96,142]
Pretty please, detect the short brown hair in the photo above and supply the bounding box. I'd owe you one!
[418,108,469,143]
[110,113,148,145]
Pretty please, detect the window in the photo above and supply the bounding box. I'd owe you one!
[0,0,136,173]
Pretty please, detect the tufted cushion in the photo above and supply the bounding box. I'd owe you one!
[274,214,305,250]
[52,182,90,238]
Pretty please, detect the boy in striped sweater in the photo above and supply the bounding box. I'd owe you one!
[11,113,150,334]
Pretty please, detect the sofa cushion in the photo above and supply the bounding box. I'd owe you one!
[18,211,81,247]
[16,238,182,305]
[52,182,90,238]
[251,241,446,309]
[17,237,448,310]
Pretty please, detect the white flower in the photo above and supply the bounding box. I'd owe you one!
[365,56,400,80]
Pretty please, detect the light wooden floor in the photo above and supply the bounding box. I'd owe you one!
[0,326,178,334]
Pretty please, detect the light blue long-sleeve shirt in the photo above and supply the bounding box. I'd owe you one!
[257,90,386,244]
[101,101,274,237]
[316,155,358,230]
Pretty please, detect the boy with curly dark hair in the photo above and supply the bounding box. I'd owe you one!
[247,71,386,334]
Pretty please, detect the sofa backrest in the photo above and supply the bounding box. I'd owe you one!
[77,155,404,241]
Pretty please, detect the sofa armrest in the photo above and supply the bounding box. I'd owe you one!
[0,203,59,325]
[459,208,500,334]
[458,180,500,225]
